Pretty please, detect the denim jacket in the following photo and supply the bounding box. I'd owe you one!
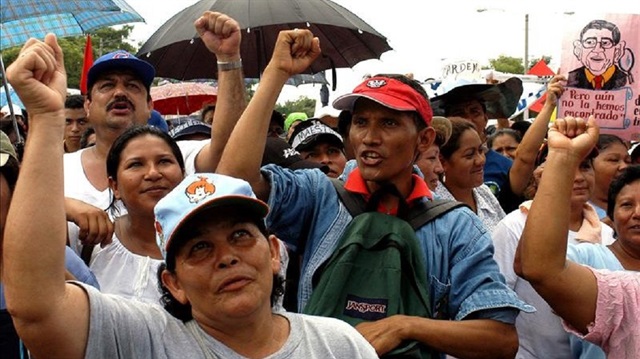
[262,163,534,322]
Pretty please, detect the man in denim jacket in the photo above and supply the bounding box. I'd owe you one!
[217,28,533,359]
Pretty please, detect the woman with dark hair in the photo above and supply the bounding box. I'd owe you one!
[3,20,377,359]
[560,164,640,358]
[79,125,289,307]
[415,116,451,191]
[516,117,640,358]
[589,134,631,218]
[487,128,521,160]
[156,211,286,322]
[435,117,506,232]
[493,139,614,359]
[80,125,185,304]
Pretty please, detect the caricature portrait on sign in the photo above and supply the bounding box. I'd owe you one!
[560,14,640,141]
[567,20,633,90]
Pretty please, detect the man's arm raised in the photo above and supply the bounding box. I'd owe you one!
[216,29,320,200]
[3,34,89,359]
[193,11,246,173]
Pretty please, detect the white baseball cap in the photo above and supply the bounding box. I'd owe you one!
[154,173,268,261]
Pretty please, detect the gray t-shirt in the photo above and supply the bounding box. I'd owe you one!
[76,283,377,358]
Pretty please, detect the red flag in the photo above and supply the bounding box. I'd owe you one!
[527,59,555,113]
[527,59,555,77]
[80,35,94,95]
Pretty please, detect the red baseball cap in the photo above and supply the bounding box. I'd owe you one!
[333,76,433,125]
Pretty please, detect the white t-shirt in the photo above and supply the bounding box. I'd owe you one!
[65,140,208,254]
[89,234,163,305]
[491,208,615,359]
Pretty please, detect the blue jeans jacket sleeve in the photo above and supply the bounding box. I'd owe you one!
[262,164,533,321]
[416,204,534,322]
[65,246,100,289]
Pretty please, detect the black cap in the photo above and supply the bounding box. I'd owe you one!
[169,117,211,141]
[262,137,328,173]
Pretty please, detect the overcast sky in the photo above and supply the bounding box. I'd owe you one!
[124,0,639,105]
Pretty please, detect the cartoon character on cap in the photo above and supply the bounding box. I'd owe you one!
[185,176,216,203]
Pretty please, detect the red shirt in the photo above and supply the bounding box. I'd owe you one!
[343,168,432,215]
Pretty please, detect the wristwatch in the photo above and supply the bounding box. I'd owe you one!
[217,59,243,71]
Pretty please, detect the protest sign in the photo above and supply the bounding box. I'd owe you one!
[559,14,640,141]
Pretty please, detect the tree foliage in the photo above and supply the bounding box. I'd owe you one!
[489,55,524,75]
[275,96,316,118]
[488,55,553,75]
[1,26,137,89]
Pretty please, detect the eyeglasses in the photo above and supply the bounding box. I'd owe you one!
[581,37,615,49]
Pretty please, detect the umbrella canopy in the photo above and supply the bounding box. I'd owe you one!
[151,82,218,115]
[1,0,121,22]
[1,0,144,50]
[0,84,24,109]
[137,0,391,80]
[286,73,328,87]
[1,0,145,147]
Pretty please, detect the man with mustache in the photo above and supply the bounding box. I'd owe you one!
[567,19,629,90]
[64,12,247,248]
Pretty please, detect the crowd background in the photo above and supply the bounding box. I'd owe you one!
[0,4,639,359]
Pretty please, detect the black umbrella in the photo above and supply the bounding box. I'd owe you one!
[137,0,391,87]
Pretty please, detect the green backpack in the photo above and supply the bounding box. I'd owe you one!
[303,180,466,358]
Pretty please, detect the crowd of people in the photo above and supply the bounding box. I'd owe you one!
[0,9,638,359]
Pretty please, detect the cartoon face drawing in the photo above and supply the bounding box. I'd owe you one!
[185,176,216,203]
[575,27,624,76]
[567,19,632,91]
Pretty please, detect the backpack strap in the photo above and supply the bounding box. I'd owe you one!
[330,178,366,217]
[407,199,468,230]
[331,178,468,229]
